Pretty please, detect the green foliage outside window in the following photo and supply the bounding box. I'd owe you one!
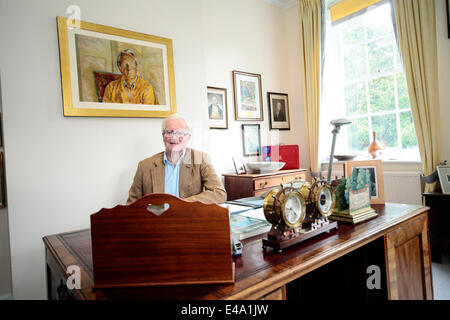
[337,3,418,153]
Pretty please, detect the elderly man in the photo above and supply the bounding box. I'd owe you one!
[127,114,227,204]
[103,49,156,104]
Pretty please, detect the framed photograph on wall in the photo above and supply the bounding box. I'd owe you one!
[345,160,385,204]
[207,86,228,129]
[232,70,263,121]
[232,157,246,175]
[56,16,176,118]
[267,92,290,130]
[242,124,261,157]
[437,165,450,194]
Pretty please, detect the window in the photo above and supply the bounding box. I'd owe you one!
[320,1,419,162]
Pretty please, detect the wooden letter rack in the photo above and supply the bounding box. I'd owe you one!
[90,193,234,288]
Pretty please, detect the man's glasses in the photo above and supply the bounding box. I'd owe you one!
[163,130,188,138]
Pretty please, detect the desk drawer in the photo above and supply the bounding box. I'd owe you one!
[254,173,305,190]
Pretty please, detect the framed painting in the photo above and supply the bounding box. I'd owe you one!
[207,86,228,129]
[232,71,263,121]
[345,160,385,204]
[242,124,261,157]
[437,165,450,194]
[56,16,176,117]
[267,92,290,130]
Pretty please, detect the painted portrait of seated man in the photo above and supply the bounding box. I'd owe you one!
[103,49,156,104]
[208,95,224,120]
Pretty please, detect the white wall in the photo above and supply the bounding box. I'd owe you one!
[202,0,310,175]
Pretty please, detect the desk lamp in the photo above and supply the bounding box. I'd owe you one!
[327,118,352,183]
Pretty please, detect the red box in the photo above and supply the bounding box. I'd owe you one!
[262,145,300,170]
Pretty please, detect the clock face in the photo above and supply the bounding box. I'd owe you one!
[319,187,332,213]
[316,185,336,216]
[282,192,305,228]
[285,196,301,224]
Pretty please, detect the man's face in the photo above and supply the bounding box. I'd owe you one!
[119,53,138,80]
[162,119,191,154]
[276,102,282,111]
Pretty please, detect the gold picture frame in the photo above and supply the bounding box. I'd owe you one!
[345,160,385,204]
[57,16,176,117]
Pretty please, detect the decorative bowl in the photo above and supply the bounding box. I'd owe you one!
[245,161,286,173]
[333,154,357,161]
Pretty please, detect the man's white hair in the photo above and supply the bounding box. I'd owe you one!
[161,114,191,133]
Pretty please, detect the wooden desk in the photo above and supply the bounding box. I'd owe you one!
[423,192,450,263]
[223,169,307,201]
[43,203,433,300]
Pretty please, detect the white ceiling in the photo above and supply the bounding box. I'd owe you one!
[263,0,297,9]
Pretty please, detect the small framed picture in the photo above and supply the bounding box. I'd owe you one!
[345,160,385,204]
[232,70,263,121]
[437,165,450,194]
[242,124,261,157]
[232,157,246,175]
[267,92,290,130]
[207,86,228,129]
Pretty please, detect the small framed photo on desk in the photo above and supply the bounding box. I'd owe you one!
[345,159,385,204]
[437,165,450,194]
[232,157,246,175]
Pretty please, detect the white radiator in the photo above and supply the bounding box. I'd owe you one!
[383,171,423,205]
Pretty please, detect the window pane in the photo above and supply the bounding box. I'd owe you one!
[344,44,366,80]
[371,113,397,148]
[347,117,369,152]
[366,5,392,41]
[341,15,364,47]
[368,37,394,75]
[400,111,418,149]
[345,82,367,116]
[369,75,395,112]
[397,72,410,109]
